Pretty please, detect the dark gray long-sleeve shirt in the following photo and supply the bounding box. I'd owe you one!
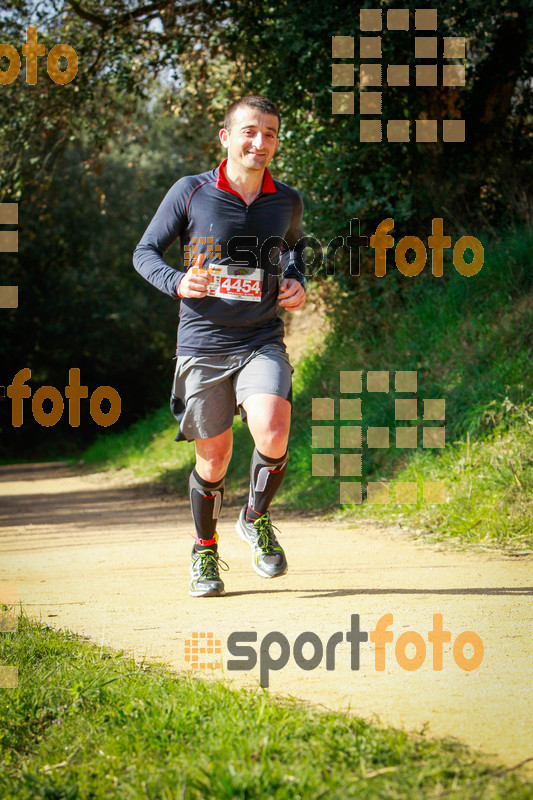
[133,158,306,355]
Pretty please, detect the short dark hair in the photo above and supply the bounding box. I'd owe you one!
[224,96,281,133]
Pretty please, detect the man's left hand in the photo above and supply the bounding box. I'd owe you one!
[278,278,306,311]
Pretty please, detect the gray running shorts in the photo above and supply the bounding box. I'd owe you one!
[170,343,294,442]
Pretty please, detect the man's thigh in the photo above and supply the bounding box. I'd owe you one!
[235,345,293,449]
[194,426,233,480]
[171,345,293,442]
[241,393,291,442]
[171,355,240,441]
[234,344,294,412]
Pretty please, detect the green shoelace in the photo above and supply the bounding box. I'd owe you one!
[254,515,282,554]
[195,549,229,579]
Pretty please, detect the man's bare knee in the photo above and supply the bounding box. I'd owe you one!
[196,455,231,482]
[254,427,289,458]
[195,436,232,482]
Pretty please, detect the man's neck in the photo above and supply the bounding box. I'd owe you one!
[223,159,264,204]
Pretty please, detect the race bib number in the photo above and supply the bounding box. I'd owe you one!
[193,263,263,302]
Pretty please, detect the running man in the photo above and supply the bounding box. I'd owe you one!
[133,95,306,596]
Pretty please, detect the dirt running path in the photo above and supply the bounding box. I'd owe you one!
[1,463,532,770]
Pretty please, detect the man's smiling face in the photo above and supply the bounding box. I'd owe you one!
[220,106,279,173]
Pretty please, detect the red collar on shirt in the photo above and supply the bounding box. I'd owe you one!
[216,157,276,201]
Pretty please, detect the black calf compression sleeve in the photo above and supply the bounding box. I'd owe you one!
[189,468,224,549]
[246,448,288,521]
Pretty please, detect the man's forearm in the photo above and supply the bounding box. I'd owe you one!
[133,177,189,298]
[280,189,306,287]
[133,243,185,297]
[281,250,306,288]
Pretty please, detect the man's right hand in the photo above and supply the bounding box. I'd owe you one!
[178,253,213,298]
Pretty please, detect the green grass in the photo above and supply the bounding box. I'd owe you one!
[83,406,197,494]
[1,611,532,799]
[352,400,533,550]
[80,227,533,548]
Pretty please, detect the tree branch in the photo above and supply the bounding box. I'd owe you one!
[116,2,167,25]
[67,1,110,29]
[67,0,208,31]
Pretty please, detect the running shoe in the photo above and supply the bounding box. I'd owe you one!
[236,508,288,578]
[189,545,228,597]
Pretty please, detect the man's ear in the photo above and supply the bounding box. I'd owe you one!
[219,128,229,148]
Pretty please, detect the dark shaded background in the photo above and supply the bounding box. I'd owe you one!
[1,0,531,458]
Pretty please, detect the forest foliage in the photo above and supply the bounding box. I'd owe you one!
[0,0,531,457]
